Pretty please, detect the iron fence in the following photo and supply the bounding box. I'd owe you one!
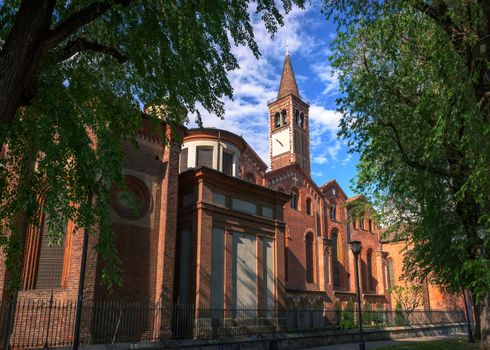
[0,297,466,349]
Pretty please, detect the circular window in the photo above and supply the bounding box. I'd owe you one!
[110,175,152,220]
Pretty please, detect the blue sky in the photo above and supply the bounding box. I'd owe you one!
[189,2,358,197]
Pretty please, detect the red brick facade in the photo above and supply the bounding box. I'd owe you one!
[0,52,464,346]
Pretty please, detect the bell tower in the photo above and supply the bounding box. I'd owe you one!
[268,49,310,174]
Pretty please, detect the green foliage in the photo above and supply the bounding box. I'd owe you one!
[394,301,406,326]
[324,0,490,305]
[0,0,304,291]
[339,300,356,330]
[388,284,423,312]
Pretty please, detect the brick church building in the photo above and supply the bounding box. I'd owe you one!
[0,50,464,345]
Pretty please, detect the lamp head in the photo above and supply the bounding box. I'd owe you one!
[350,240,362,255]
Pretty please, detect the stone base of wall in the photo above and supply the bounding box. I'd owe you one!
[40,323,467,350]
[162,323,466,349]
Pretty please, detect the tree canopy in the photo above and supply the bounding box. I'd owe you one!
[0,0,304,289]
[324,0,490,346]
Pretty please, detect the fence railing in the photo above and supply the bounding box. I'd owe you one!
[0,298,466,349]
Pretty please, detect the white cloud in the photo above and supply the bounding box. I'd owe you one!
[310,61,339,95]
[341,153,353,166]
[187,3,353,171]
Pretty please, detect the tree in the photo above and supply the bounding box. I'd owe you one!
[323,1,490,348]
[0,0,304,290]
[389,285,423,314]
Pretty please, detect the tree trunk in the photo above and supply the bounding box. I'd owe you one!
[475,302,482,340]
[0,0,55,127]
[481,294,490,350]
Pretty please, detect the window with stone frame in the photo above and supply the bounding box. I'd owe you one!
[306,197,312,215]
[22,210,68,290]
[359,216,365,230]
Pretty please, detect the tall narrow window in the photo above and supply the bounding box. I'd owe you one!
[222,151,233,176]
[295,110,300,125]
[359,216,365,230]
[180,148,188,173]
[285,246,289,282]
[316,212,321,236]
[299,113,304,128]
[331,231,340,288]
[369,219,373,233]
[290,191,298,210]
[274,112,281,128]
[329,205,336,220]
[367,249,374,292]
[387,259,395,289]
[35,213,66,289]
[305,234,314,283]
[306,198,312,215]
[196,146,213,168]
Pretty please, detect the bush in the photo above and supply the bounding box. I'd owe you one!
[340,301,356,330]
[395,301,406,326]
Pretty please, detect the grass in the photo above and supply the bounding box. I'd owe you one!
[377,338,480,350]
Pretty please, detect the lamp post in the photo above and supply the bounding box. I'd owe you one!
[350,240,365,350]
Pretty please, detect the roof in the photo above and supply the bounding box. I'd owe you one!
[185,128,267,170]
[180,166,290,203]
[266,162,323,197]
[346,195,365,203]
[277,52,299,99]
[319,179,348,199]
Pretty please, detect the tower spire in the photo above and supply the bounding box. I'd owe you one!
[277,49,299,99]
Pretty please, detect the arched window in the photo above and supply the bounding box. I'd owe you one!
[22,209,68,290]
[329,204,336,220]
[369,219,373,233]
[359,216,365,229]
[305,233,314,283]
[299,113,304,128]
[331,230,340,287]
[274,112,281,128]
[280,110,287,125]
[306,198,312,215]
[295,109,300,125]
[245,173,255,184]
[290,190,298,210]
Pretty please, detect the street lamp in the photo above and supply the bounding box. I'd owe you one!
[350,240,365,350]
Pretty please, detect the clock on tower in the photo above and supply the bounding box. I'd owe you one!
[268,50,310,174]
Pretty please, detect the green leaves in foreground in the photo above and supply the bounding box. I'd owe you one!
[0,0,304,291]
[324,0,490,301]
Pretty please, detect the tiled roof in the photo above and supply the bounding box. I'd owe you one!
[277,52,299,99]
